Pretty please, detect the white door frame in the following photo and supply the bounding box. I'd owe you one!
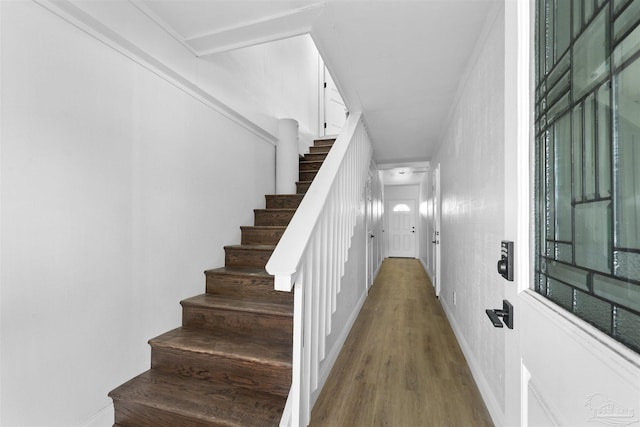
[317,55,325,137]
[433,164,441,297]
[318,59,346,137]
[365,172,374,291]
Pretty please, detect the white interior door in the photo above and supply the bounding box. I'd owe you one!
[433,164,441,296]
[323,66,347,136]
[365,176,374,290]
[388,199,416,258]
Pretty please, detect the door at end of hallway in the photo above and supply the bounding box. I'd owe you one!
[388,199,416,258]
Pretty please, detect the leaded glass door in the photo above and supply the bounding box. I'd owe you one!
[502,2,640,426]
[534,0,640,355]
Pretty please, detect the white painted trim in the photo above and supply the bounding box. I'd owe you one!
[33,0,278,146]
[194,29,312,57]
[516,0,533,295]
[514,0,639,379]
[433,163,441,297]
[318,55,326,138]
[311,290,367,408]
[0,0,3,420]
[185,3,324,55]
[521,361,531,427]
[371,260,383,288]
[419,257,433,287]
[279,393,293,427]
[527,376,561,427]
[78,403,114,427]
[521,290,640,374]
[132,0,325,57]
[128,0,199,56]
[440,298,504,427]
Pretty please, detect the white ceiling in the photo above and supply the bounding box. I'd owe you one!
[135,0,498,165]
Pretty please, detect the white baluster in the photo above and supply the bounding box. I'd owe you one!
[310,235,320,391]
[267,114,374,427]
[290,276,303,427]
[302,259,312,426]
[319,212,328,359]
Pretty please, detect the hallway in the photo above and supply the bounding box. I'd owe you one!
[310,258,493,426]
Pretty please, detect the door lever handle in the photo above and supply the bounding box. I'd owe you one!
[485,300,513,329]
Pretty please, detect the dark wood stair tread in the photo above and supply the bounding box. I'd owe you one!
[223,244,276,251]
[149,327,292,367]
[309,146,331,154]
[181,293,292,317]
[254,208,297,213]
[240,226,286,245]
[303,153,328,161]
[299,160,324,167]
[205,266,272,279]
[204,267,292,304]
[265,194,304,201]
[204,267,273,281]
[313,138,335,146]
[109,370,285,427]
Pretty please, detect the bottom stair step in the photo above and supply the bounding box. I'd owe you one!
[109,370,286,427]
[150,327,292,396]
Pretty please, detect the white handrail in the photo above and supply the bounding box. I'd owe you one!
[266,112,372,427]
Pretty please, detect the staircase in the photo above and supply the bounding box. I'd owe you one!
[109,138,335,427]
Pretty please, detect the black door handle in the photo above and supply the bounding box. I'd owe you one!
[485,300,513,329]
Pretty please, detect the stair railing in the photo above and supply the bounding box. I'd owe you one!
[266,112,372,427]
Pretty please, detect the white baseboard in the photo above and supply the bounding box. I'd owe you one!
[372,260,383,287]
[78,403,114,427]
[310,290,367,408]
[419,258,432,281]
[440,298,505,427]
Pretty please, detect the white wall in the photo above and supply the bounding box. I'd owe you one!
[65,0,321,147]
[430,5,506,422]
[0,1,317,425]
[203,36,321,148]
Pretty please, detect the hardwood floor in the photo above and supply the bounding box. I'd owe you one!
[310,258,494,427]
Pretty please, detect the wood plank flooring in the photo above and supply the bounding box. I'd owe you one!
[310,258,494,427]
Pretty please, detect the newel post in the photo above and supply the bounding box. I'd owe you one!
[276,118,299,195]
